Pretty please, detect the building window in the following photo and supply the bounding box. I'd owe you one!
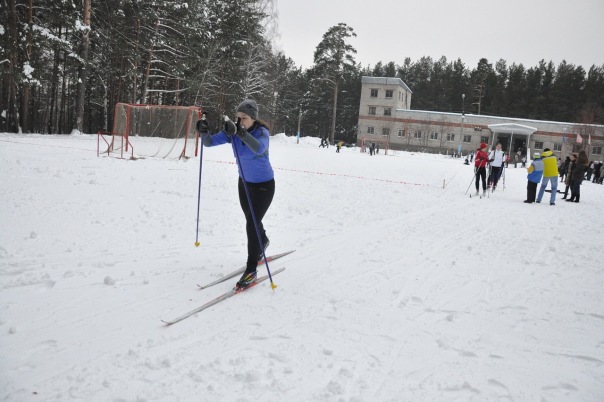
[367,126,374,134]
[446,133,455,142]
[480,136,489,144]
[430,132,438,140]
[414,131,422,139]
[384,108,391,116]
[368,106,376,115]
[593,146,602,155]
[463,135,472,143]
[382,128,390,136]
[398,128,404,137]
[385,90,393,98]
[534,141,544,149]
[553,143,562,151]
[370,89,378,97]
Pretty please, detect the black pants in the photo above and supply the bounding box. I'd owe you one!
[488,166,502,187]
[238,178,275,271]
[569,180,580,200]
[526,181,538,202]
[475,167,487,191]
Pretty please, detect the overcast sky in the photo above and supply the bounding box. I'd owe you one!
[274,0,604,71]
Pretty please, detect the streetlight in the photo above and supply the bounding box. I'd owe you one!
[313,77,338,145]
[458,93,465,156]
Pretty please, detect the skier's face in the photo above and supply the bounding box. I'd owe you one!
[236,113,255,129]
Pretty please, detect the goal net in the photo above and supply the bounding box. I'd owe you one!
[102,103,202,159]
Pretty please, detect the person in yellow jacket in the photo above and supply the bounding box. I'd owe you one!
[536,148,560,205]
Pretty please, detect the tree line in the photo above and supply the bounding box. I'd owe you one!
[2,0,603,145]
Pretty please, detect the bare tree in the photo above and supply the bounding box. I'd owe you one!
[74,0,91,133]
[3,0,20,132]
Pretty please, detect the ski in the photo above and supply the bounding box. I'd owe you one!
[197,250,294,290]
[162,267,286,325]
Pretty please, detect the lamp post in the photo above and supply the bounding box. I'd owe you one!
[458,93,465,156]
[313,77,338,145]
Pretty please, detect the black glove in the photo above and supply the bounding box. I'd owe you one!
[235,117,248,138]
[196,113,210,134]
[224,118,237,136]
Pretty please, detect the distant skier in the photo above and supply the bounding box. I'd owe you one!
[473,142,489,197]
[487,143,504,190]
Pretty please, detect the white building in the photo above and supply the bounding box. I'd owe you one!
[357,76,604,159]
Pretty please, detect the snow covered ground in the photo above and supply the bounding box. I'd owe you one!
[1,132,603,402]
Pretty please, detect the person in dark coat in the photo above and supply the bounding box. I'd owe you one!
[561,154,576,200]
[559,156,571,182]
[592,162,602,183]
[566,150,589,203]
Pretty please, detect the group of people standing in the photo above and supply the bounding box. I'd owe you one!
[473,141,595,205]
[525,149,591,204]
[560,157,603,185]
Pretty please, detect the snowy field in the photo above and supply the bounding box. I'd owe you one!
[1,132,603,402]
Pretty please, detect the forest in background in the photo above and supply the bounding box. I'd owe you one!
[2,0,604,144]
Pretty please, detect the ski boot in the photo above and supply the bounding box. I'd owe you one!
[235,271,257,290]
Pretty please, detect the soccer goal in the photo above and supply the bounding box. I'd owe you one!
[98,103,202,159]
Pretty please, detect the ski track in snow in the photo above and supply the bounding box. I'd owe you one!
[1,133,603,401]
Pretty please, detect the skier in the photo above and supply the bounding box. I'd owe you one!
[524,152,544,203]
[196,99,275,289]
[487,143,504,190]
[473,142,489,197]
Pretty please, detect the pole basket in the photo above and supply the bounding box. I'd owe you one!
[98,103,202,160]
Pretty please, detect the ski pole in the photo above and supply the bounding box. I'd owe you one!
[486,164,491,197]
[231,130,276,290]
[194,114,206,247]
[465,166,477,195]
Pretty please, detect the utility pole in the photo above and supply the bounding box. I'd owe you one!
[458,93,465,155]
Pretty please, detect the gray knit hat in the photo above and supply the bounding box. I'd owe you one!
[236,99,258,120]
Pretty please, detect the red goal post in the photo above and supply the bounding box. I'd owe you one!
[99,103,203,159]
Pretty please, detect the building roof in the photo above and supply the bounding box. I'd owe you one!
[488,123,538,135]
[395,108,604,133]
[361,76,412,93]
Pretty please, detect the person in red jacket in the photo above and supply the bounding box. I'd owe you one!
[474,142,489,196]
